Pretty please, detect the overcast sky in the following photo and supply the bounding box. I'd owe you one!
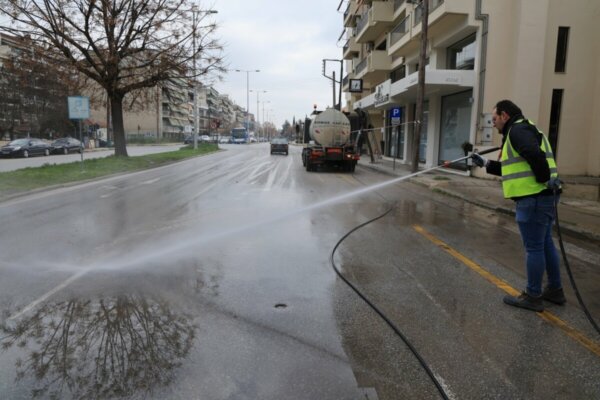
[211,0,345,129]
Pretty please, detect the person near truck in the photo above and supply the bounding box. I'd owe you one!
[471,99,564,312]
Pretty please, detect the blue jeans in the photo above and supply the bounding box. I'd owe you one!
[515,195,561,296]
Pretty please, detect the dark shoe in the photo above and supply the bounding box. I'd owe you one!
[503,291,544,312]
[542,286,566,305]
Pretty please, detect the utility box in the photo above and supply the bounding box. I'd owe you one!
[481,113,494,144]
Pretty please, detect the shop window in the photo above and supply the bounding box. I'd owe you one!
[439,90,473,169]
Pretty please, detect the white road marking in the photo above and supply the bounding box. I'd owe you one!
[141,178,161,185]
[7,269,89,322]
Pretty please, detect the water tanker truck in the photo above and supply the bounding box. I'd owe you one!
[302,108,360,172]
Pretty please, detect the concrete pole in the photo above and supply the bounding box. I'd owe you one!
[411,0,429,173]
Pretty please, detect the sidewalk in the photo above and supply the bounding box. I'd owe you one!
[357,157,600,243]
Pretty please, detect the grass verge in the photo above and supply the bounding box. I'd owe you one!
[0,144,218,197]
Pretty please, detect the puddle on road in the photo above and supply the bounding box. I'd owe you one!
[1,294,195,399]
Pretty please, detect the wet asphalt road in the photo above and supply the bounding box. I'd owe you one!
[0,143,599,399]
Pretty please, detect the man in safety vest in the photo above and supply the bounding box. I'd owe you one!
[471,100,564,312]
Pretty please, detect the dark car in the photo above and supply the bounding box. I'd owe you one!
[270,137,289,155]
[0,138,52,158]
[51,137,82,154]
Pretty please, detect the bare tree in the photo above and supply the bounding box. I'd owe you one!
[1,0,224,156]
[1,295,195,398]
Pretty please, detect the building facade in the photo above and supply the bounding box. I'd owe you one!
[0,32,71,139]
[341,0,600,176]
[89,82,244,141]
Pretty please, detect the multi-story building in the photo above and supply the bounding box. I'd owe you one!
[0,32,71,139]
[160,77,194,139]
[341,0,600,176]
[89,82,242,141]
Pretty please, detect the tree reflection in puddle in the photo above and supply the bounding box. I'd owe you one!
[1,295,195,399]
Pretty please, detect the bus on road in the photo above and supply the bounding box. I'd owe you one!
[231,128,248,144]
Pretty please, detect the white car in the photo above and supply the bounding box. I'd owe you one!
[200,135,211,142]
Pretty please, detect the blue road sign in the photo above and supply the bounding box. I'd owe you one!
[390,107,402,125]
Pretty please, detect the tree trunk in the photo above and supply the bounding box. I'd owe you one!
[110,94,128,157]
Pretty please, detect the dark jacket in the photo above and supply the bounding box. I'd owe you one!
[486,114,554,198]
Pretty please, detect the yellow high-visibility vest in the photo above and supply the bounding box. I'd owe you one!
[500,119,558,199]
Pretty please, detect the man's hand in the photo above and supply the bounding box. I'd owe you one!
[546,177,562,191]
[471,153,489,168]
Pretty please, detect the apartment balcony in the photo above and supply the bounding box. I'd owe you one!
[343,36,360,60]
[354,50,392,86]
[355,1,395,44]
[412,0,471,38]
[388,14,411,56]
[343,0,358,27]
[393,0,407,19]
[388,0,471,58]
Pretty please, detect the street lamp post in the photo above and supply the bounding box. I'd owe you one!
[234,69,260,139]
[266,109,275,140]
[250,89,267,140]
[262,100,270,141]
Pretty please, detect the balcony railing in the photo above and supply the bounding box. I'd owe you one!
[414,0,444,26]
[355,57,367,75]
[356,8,370,34]
[394,0,406,12]
[390,15,410,46]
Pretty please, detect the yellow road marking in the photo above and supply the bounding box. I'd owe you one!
[412,224,600,358]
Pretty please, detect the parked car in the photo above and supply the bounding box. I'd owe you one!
[200,135,211,143]
[219,137,230,144]
[270,137,289,155]
[51,137,82,154]
[183,135,193,144]
[1,138,52,158]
